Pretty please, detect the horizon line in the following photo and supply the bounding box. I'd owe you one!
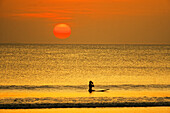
[0,43,170,45]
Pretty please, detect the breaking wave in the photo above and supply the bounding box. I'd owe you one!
[0,97,170,109]
[0,84,170,91]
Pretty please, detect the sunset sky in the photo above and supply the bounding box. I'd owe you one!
[0,0,170,44]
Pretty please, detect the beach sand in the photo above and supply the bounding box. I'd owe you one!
[0,107,170,113]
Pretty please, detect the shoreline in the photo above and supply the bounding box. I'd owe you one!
[0,102,170,109]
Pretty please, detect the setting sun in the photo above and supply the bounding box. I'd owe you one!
[53,24,71,39]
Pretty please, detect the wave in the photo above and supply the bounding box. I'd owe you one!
[0,102,170,109]
[0,84,170,90]
[0,97,170,109]
[0,85,86,90]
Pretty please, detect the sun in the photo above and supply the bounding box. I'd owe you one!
[53,24,71,39]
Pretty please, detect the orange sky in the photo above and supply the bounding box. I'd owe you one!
[0,0,170,44]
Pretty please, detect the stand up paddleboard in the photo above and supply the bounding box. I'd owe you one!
[89,89,109,93]
[94,89,109,92]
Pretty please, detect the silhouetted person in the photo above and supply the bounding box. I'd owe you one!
[89,81,94,93]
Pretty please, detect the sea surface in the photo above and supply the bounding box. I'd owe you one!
[0,44,169,109]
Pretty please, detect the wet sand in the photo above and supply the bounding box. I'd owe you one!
[0,107,170,113]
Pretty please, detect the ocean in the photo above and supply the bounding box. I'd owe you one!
[0,44,169,109]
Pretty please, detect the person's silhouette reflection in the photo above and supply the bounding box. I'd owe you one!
[89,81,94,93]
